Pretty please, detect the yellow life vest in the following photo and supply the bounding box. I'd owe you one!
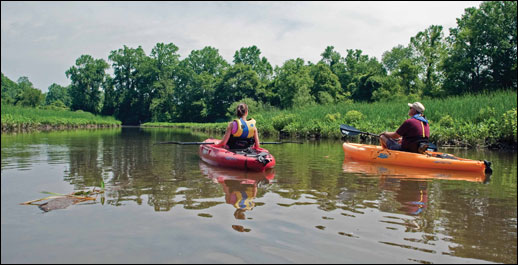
[232,118,256,139]
[232,187,255,210]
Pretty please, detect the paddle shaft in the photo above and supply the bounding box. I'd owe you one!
[155,141,302,145]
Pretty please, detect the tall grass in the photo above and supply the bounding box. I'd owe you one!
[148,90,518,148]
[1,104,121,132]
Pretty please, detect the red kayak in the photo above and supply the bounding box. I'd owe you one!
[199,138,276,171]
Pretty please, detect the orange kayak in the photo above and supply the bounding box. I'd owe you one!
[342,142,492,173]
[342,158,489,183]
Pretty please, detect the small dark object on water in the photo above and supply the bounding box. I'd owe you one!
[38,197,83,212]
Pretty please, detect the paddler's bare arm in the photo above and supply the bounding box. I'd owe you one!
[381,131,400,139]
[253,127,260,149]
[215,122,233,147]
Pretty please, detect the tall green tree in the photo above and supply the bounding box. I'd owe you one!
[109,45,154,124]
[101,75,117,116]
[45,83,71,107]
[410,25,447,97]
[233,45,273,82]
[443,1,517,94]
[211,63,264,119]
[341,50,386,101]
[15,76,44,107]
[273,58,314,109]
[66,55,109,114]
[174,46,229,122]
[1,72,21,105]
[381,44,413,74]
[309,62,342,104]
[148,43,181,122]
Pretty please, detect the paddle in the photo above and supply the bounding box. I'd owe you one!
[155,141,303,145]
[339,124,437,151]
[340,124,379,137]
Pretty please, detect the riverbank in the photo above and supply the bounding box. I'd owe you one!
[143,90,517,149]
[1,105,121,133]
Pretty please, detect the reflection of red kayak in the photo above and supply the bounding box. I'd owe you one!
[199,161,275,185]
[199,138,276,171]
[343,143,491,173]
[343,158,488,183]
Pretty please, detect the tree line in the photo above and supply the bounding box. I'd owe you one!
[1,1,516,125]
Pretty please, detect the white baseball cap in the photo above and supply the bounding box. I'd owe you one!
[408,102,425,113]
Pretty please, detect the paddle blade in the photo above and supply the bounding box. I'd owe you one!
[340,124,361,136]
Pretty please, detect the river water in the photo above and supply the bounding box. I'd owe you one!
[1,127,516,263]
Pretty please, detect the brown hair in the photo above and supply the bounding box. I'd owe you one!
[236,103,248,118]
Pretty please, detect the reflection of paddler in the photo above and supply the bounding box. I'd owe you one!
[224,180,257,211]
[395,180,428,215]
[199,162,275,219]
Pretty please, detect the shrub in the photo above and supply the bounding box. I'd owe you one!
[344,110,363,125]
[501,108,517,143]
[272,113,297,132]
[475,106,496,123]
[438,115,454,128]
[324,112,341,123]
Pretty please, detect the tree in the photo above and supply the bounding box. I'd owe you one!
[410,25,447,97]
[443,1,517,94]
[66,55,109,114]
[101,75,117,116]
[211,63,264,119]
[273,58,314,109]
[108,45,155,124]
[1,72,21,105]
[45,83,71,107]
[309,62,341,104]
[381,45,413,74]
[148,42,181,122]
[233,45,273,82]
[14,77,44,107]
[174,46,229,122]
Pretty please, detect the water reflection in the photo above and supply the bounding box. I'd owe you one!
[342,158,490,217]
[2,129,516,263]
[342,158,489,183]
[199,162,275,232]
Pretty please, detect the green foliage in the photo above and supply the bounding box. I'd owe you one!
[272,113,297,132]
[274,58,315,109]
[344,110,364,126]
[1,72,21,105]
[438,114,454,128]
[475,106,496,123]
[4,1,517,128]
[1,104,120,130]
[324,112,341,123]
[45,83,71,107]
[142,90,517,147]
[443,1,517,94]
[501,108,517,143]
[226,98,263,119]
[66,55,109,114]
[233,45,273,82]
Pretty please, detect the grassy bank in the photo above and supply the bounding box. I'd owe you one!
[1,104,121,133]
[143,90,517,148]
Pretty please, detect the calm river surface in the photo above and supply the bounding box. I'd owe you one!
[1,127,516,264]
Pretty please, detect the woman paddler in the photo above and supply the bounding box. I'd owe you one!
[214,103,261,150]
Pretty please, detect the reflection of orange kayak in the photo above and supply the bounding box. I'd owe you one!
[199,161,275,185]
[343,143,492,173]
[342,158,488,183]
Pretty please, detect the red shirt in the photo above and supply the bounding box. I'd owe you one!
[396,118,430,151]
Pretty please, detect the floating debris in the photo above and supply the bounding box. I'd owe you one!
[21,181,105,212]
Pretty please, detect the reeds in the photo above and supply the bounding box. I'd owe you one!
[1,105,121,132]
[143,90,517,148]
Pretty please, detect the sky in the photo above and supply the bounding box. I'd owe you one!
[1,1,482,92]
